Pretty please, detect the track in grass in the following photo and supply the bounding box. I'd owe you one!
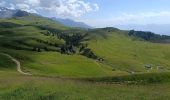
[0,53,32,75]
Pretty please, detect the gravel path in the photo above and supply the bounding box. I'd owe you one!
[0,53,32,75]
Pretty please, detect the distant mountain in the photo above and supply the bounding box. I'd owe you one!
[0,7,92,29]
[115,24,170,35]
[52,18,92,29]
[0,7,29,18]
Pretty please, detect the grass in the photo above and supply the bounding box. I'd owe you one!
[0,54,15,70]
[0,16,170,100]
[22,52,113,77]
[0,19,115,78]
[0,16,68,30]
[89,30,170,73]
[0,71,170,100]
[1,18,170,77]
[85,72,170,84]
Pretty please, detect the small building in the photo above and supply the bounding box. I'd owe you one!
[130,71,135,74]
[145,64,152,69]
[98,58,104,62]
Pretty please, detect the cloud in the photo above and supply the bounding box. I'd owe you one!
[120,11,170,21]
[0,0,99,18]
[0,1,5,6]
[114,11,170,25]
[82,11,170,27]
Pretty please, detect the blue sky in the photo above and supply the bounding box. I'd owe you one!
[1,0,170,28]
[79,0,170,27]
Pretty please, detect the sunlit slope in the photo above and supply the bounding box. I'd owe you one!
[89,29,170,72]
[0,15,68,30]
[0,17,114,77]
[0,16,68,51]
[0,50,113,77]
[1,16,170,77]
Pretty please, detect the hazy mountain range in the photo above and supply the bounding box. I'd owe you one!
[0,7,30,18]
[115,24,170,35]
[51,18,92,29]
[0,7,92,29]
[1,7,170,35]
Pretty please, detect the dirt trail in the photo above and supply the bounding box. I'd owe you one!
[0,53,32,75]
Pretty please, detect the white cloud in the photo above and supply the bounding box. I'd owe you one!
[0,1,6,6]
[121,11,170,20]
[94,4,99,11]
[1,0,99,18]
[82,11,170,27]
[27,0,40,6]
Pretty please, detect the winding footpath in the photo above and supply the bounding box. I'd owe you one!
[0,53,32,75]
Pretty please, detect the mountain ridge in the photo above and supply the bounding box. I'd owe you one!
[51,17,92,29]
[0,7,30,18]
[0,7,92,29]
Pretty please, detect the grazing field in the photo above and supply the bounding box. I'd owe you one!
[0,71,170,100]
[0,16,170,100]
[89,30,170,73]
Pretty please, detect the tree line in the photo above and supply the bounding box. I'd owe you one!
[128,30,170,42]
[39,26,101,60]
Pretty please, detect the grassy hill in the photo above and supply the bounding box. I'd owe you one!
[0,16,170,77]
[88,28,170,73]
[0,16,170,100]
[0,16,114,78]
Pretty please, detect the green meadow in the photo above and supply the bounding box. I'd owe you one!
[0,16,170,100]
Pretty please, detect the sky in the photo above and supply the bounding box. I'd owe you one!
[1,0,170,28]
[80,0,170,27]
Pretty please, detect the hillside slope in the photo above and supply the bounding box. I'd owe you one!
[88,28,170,73]
[0,16,114,77]
[0,15,170,78]
[0,15,170,100]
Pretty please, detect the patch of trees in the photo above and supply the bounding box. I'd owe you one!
[0,30,15,35]
[39,26,102,60]
[32,38,60,47]
[38,26,61,34]
[2,43,31,51]
[32,47,42,52]
[59,34,101,60]
[102,27,119,32]
[0,22,22,28]
[128,30,170,42]
[80,47,98,59]
[59,33,87,54]
[12,39,59,52]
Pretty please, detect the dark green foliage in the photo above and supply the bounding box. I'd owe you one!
[102,27,119,32]
[59,34,87,54]
[44,47,49,51]
[81,48,98,59]
[37,48,41,52]
[38,26,62,34]
[58,33,100,59]
[0,30,15,36]
[86,72,170,84]
[128,30,170,42]
[2,43,31,51]
[32,47,37,51]
[60,33,87,46]
[0,22,22,28]
[40,27,99,59]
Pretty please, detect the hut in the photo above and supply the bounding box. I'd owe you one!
[145,64,152,69]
